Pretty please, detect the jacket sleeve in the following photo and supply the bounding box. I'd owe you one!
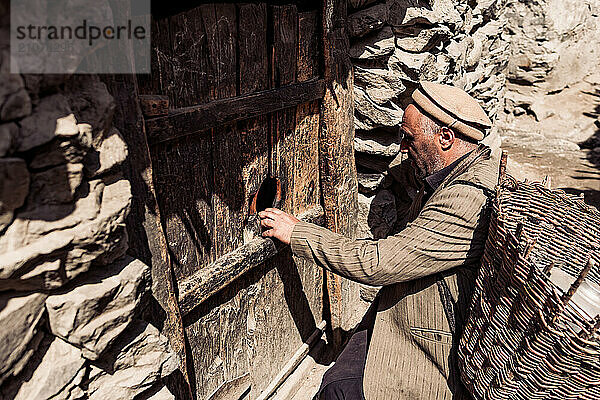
[290,183,490,286]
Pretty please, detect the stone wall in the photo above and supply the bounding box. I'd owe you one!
[0,3,178,399]
[348,0,510,240]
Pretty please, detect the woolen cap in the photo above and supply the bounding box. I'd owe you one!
[411,81,492,141]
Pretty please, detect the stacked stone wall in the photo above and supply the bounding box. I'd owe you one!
[348,0,510,239]
[0,3,178,398]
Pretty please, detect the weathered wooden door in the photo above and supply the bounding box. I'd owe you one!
[105,0,357,398]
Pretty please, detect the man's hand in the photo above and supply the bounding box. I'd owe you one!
[259,208,300,245]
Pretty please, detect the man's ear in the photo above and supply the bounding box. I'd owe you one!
[438,126,455,150]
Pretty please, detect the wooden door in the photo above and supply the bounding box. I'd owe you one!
[104,0,357,398]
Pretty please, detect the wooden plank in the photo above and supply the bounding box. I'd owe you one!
[272,5,298,87]
[297,11,321,82]
[238,3,270,241]
[238,3,269,94]
[139,95,169,117]
[207,373,251,400]
[168,7,207,107]
[178,206,325,316]
[271,4,298,213]
[320,0,359,346]
[144,79,325,145]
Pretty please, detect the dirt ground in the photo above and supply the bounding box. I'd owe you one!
[499,78,600,210]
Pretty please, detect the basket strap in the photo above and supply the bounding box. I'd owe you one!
[436,275,457,334]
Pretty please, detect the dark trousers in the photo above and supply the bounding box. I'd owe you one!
[316,303,376,400]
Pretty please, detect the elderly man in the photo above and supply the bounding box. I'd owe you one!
[259,82,499,399]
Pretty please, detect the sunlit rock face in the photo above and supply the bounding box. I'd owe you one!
[0,6,178,397]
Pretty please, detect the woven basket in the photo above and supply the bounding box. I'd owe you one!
[458,160,600,400]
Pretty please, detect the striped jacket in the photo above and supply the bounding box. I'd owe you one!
[290,145,499,399]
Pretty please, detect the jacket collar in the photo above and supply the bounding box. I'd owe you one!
[430,144,491,196]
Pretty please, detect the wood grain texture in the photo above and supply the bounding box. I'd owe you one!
[320,0,359,344]
[298,11,321,82]
[144,79,325,145]
[178,206,325,316]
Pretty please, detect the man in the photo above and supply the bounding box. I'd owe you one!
[259,82,499,399]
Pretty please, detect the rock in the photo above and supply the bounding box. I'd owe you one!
[64,76,115,147]
[0,179,131,291]
[387,0,462,28]
[146,386,176,400]
[357,190,396,239]
[0,158,29,232]
[388,48,434,80]
[7,337,86,400]
[354,66,406,105]
[395,26,451,53]
[355,130,401,157]
[1,88,31,121]
[29,136,91,171]
[46,256,150,360]
[348,3,389,38]
[354,85,403,130]
[85,321,179,400]
[89,128,128,177]
[29,163,84,205]
[0,73,26,112]
[0,122,18,157]
[0,292,47,385]
[17,94,74,152]
[350,26,395,60]
[358,172,385,194]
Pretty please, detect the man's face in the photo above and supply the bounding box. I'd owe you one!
[399,104,441,178]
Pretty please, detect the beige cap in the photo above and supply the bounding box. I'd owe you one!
[411,81,492,141]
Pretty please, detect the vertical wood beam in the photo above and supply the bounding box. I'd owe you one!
[320,0,359,346]
[98,2,191,396]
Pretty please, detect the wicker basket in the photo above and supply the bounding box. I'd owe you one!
[458,157,600,400]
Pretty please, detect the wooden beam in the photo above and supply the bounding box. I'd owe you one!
[178,206,325,316]
[320,0,358,347]
[145,79,325,145]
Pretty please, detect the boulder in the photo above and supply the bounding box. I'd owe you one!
[1,88,32,121]
[17,94,75,152]
[388,48,434,80]
[355,130,401,157]
[350,26,395,60]
[89,128,128,177]
[354,66,406,105]
[0,158,29,232]
[64,76,115,147]
[85,321,179,400]
[147,386,176,400]
[29,163,84,205]
[7,337,86,400]
[0,292,47,385]
[348,3,389,38]
[395,26,451,53]
[0,122,18,157]
[46,256,150,360]
[354,85,403,130]
[387,0,462,29]
[0,179,131,291]
[357,172,385,194]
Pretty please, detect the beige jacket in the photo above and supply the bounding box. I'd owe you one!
[290,145,499,399]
